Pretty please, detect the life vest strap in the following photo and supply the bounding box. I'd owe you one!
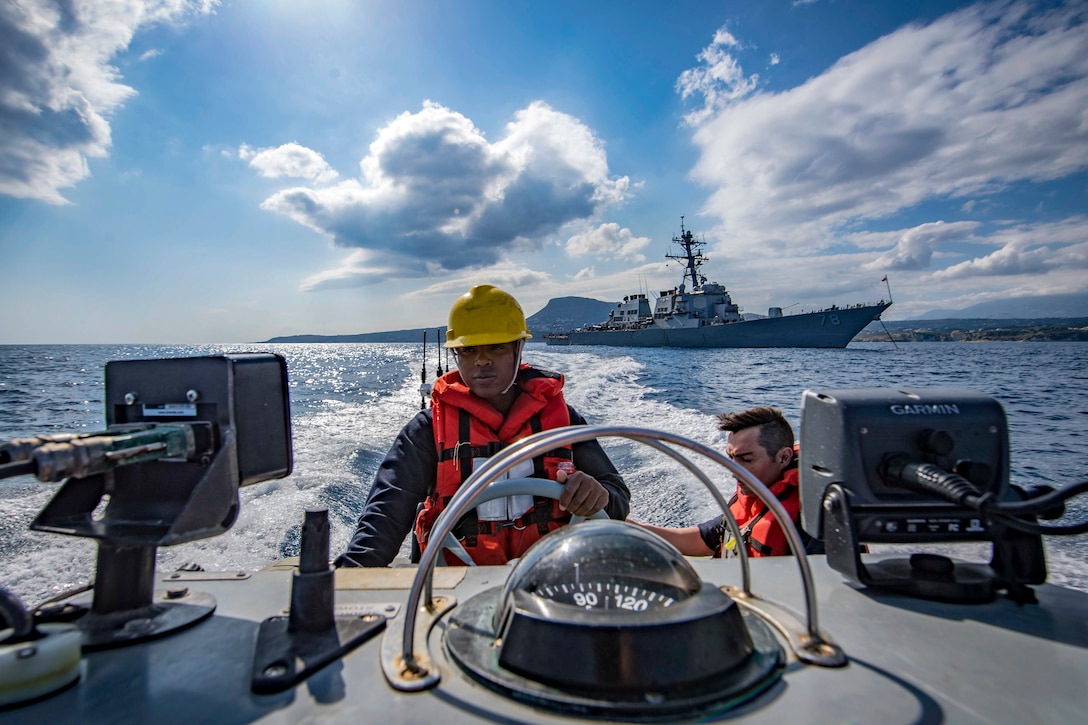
[438,443,573,463]
[439,441,504,462]
[451,496,569,539]
[718,485,800,557]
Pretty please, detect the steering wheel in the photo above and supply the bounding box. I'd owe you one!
[440,477,608,566]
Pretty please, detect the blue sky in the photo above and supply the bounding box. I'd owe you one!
[1,0,1086,343]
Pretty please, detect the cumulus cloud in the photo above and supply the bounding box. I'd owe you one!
[934,243,1052,277]
[298,249,402,291]
[239,143,338,183]
[932,217,1088,279]
[564,222,649,261]
[0,0,218,204]
[862,221,982,271]
[682,1,1088,283]
[411,264,553,299]
[257,100,631,290]
[676,28,758,127]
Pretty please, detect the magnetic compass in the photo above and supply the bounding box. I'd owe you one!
[532,579,681,611]
[445,519,784,720]
[494,519,701,619]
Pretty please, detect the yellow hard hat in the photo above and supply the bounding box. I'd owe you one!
[445,284,533,348]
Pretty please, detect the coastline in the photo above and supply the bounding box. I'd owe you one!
[856,318,1088,343]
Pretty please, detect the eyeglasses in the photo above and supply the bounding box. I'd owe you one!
[454,344,512,359]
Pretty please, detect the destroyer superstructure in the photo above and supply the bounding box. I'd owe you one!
[547,219,890,348]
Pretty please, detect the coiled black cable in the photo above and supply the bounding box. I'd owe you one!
[882,455,1088,537]
[983,479,1088,517]
[980,496,1088,536]
[882,457,980,506]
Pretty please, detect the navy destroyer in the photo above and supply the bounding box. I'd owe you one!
[547,219,891,347]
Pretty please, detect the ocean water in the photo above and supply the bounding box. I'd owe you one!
[1,341,1085,607]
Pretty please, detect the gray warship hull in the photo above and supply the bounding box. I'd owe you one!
[553,301,891,348]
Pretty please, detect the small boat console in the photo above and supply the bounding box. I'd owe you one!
[2,355,1085,722]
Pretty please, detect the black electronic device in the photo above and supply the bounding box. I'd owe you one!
[799,388,1046,603]
[800,387,1011,543]
[16,354,293,647]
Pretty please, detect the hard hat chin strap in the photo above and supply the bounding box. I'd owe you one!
[500,339,524,395]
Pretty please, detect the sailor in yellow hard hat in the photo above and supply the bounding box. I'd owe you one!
[443,284,534,401]
[335,284,630,567]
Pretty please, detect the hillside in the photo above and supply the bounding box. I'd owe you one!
[265,328,446,344]
[856,318,1088,342]
[525,296,615,334]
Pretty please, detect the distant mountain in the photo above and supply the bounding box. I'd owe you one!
[525,296,614,335]
[266,327,445,344]
[917,293,1088,319]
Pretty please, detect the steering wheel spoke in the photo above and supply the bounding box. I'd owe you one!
[439,478,608,566]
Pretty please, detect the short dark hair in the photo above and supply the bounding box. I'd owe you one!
[717,406,794,458]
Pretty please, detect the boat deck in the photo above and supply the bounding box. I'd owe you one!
[10,552,1085,724]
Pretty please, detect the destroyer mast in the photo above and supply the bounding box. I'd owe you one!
[667,216,708,291]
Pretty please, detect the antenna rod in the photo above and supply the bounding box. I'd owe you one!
[421,329,427,384]
[420,330,428,410]
[436,328,444,376]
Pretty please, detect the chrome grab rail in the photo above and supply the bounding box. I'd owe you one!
[383,425,842,691]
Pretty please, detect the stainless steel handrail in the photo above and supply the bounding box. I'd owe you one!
[391,425,835,687]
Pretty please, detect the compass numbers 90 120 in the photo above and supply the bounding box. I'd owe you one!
[535,581,678,611]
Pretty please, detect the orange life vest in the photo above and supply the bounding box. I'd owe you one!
[414,364,574,565]
[722,467,803,558]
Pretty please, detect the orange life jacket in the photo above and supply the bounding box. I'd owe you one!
[414,364,574,565]
[721,467,803,558]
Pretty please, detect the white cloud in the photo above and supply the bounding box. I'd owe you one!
[565,222,650,261]
[298,249,400,291]
[931,216,1088,279]
[863,221,982,271]
[676,27,758,127]
[240,142,338,183]
[413,264,553,299]
[934,243,1053,277]
[681,1,1088,282]
[0,0,219,204]
[302,261,556,315]
[256,100,632,290]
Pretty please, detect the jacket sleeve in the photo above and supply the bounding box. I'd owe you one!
[567,405,631,521]
[334,411,438,567]
[697,514,725,555]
